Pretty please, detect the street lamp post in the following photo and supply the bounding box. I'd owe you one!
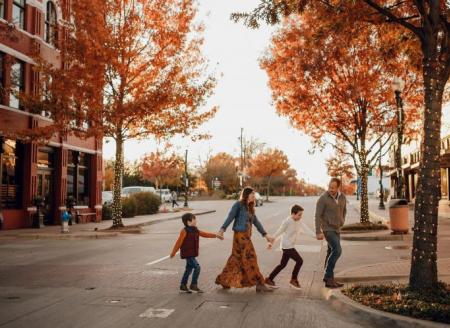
[184,149,188,208]
[378,138,385,210]
[392,77,405,199]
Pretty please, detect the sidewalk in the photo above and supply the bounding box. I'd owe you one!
[335,196,450,283]
[0,208,215,240]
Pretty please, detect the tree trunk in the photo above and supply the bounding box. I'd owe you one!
[409,56,444,290]
[112,135,124,228]
[266,177,272,201]
[359,166,370,224]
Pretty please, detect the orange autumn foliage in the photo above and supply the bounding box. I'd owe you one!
[140,151,184,190]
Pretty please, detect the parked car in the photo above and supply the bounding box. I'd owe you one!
[155,189,172,202]
[102,191,113,205]
[255,192,264,207]
[121,186,156,197]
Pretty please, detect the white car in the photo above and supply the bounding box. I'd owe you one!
[102,191,113,205]
[255,192,264,207]
[121,186,156,197]
[155,189,172,202]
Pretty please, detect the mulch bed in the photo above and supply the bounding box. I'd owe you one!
[343,283,450,324]
[341,222,388,231]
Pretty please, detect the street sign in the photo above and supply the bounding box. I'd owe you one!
[213,180,221,188]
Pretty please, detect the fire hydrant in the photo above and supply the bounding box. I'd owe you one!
[61,210,71,233]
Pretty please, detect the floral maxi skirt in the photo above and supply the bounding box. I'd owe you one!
[215,229,264,288]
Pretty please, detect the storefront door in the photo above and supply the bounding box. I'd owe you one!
[37,170,54,225]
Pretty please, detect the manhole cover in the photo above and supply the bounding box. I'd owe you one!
[196,301,247,312]
[385,245,411,250]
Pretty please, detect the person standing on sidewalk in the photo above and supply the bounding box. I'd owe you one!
[216,187,274,293]
[171,191,179,208]
[315,178,346,288]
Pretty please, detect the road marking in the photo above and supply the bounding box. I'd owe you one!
[145,255,172,266]
[139,308,175,319]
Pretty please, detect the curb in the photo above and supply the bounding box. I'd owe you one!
[321,288,448,328]
[341,234,411,241]
[132,210,216,228]
[0,210,216,240]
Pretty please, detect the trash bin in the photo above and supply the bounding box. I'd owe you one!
[389,199,409,234]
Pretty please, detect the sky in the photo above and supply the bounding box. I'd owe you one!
[102,0,334,187]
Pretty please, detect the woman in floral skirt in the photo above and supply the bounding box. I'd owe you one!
[216,187,274,292]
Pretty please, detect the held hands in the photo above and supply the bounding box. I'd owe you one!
[265,235,274,244]
[316,233,324,240]
[216,233,224,240]
[267,243,273,250]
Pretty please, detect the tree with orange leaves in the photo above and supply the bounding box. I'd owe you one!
[260,17,422,224]
[237,0,450,294]
[22,0,217,228]
[140,151,183,192]
[248,149,290,201]
[326,144,355,195]
[201,153,239,194]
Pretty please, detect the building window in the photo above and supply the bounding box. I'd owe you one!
[12,0,26,30]
[0,0,4,20]
[67,151,90,206]
[441,168,448,199]
[1,139,24,209]
[45,1,57,46]
[10,60,25,109]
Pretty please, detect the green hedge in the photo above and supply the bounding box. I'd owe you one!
[122,197,137,218]
[131,192,161,215]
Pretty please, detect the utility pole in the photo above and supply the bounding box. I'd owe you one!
[240,127,244,172]
[184,149,188,208]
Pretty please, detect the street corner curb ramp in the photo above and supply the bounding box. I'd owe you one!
[321,288,448,328]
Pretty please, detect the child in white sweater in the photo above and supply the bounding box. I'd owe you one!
[265,204,315,289]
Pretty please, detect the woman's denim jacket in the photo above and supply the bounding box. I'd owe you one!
[221,201,267,237]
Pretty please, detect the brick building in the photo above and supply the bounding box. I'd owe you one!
[0,0,102,229]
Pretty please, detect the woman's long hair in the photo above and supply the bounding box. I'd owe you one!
[240,187,255,216]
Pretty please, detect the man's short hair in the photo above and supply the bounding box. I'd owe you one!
[291,204,304,214]
[330,177,341,187]
[182,213,196,227]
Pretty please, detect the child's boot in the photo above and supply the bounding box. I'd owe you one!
[189,284,204,293]
[180,284,192,293]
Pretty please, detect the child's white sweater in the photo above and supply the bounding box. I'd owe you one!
[272,216,316,250]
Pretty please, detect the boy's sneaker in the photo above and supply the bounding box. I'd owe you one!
[189,284,204,293]
[180,285,192,293]
[264,277,279,289]
[289,279,302,290]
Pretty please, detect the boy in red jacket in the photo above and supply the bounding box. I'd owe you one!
[170,213,223,293]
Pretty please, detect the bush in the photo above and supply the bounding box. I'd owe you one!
[131,192,161,215]
[121,197,137,218]
[102,204,112,220]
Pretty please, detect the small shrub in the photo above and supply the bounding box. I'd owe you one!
[121,197,137,218]
[102,204,112,220]
[131,192,161,215]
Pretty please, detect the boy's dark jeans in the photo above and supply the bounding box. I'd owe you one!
[269,248,303,280]
[324,231,342,279]
[181,257,200,286]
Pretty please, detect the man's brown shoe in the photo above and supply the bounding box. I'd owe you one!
[264,278,279,289]
[324,278,340,289]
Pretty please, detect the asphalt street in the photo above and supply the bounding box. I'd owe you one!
[0,197,371,328]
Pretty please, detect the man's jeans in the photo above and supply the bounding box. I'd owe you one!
[324,231,342,279]
[181,257,200,286]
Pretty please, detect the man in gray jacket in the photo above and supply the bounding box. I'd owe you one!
[315,178,346,288]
